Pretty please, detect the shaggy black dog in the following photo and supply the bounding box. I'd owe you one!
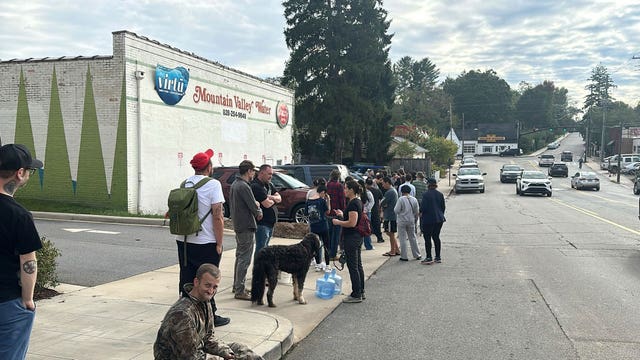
[251,233,321,307]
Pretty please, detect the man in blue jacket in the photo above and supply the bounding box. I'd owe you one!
[419,178,446,264]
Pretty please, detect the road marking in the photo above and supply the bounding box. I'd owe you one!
[63,228,91,233]
[549,198,640,235]
[63,228,120,235]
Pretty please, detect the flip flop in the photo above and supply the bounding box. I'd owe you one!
[382,252,393,256]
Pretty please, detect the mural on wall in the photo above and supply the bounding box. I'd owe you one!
[13,65,128,210]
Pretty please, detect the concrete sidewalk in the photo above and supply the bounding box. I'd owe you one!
[27,178,454,360]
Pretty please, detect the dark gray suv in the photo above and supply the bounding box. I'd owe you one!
[548,163,568,177]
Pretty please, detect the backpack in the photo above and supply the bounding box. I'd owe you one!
[356,211,372,237]
[167,177,213,265]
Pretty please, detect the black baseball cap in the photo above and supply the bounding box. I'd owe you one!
[0,144,43,171]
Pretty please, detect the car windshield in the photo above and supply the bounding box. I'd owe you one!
[541,155,554,159]
[553,164,567,168]
[458,168,482,175]
[523,171,546,179]
[579,172,597,179]
[272,172,309,189]
[503,165,521,171]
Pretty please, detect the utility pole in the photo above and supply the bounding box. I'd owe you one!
[617,121,622,184]
[600,102,606,161]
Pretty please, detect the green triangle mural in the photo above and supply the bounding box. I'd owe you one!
[42,67,74,199]
[14,68,41,198]
[76,65,109,205]
[110,73,128,210]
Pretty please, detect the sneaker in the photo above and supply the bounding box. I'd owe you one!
[435,257,442,263]
[415,256,422,260]
[376,239,385,243]
[421,257,434,265]
[214,315,231,327]
[234,291,251,301]
[342,295,362,303]
[361,292,366,300]
[399,258,409,262]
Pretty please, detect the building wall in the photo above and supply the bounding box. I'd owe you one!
[0,31,294,215]
[118,32,294,214]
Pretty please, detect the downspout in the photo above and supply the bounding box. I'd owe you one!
[134,69,145,214]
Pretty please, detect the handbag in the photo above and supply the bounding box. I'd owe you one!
[356,211,372,237]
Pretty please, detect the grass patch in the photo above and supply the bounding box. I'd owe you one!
[15,198,164,218]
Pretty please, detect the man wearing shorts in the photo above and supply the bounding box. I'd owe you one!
[380,177,400,256]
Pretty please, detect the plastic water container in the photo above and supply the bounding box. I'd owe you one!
[315,272,335,300]
[328,268,342,295]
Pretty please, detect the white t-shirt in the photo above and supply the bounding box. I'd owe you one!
[176,175,225,245]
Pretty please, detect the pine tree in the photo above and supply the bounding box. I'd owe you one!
[282,0,395,164]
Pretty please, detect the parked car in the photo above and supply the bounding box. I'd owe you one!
[621,162,640,175]
[548,163,568,177]
[547,142,559,150]
[499,148,522,157]
[453,167,486,193]
[570,171,600,191]
[600,154,640,172]
[560,151,573,162]
[516,170,552,197]
[500,164,523,183]
[274,164,349,186]
[212,167,311,222]
[460,157,478,167]
[538,154,555,167]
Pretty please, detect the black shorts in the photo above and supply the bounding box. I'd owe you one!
[383,220,397,233]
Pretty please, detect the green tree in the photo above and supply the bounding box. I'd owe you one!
[422,136,457,167]
[516,81,575,130]
[584,64,616,109]
[282,0,395,164]
[442,69,514,124]
[392,140,417,158]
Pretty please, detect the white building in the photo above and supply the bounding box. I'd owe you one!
[0,31,294,215]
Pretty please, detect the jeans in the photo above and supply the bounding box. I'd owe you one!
[363,212,374,249]
[343,232,365,298]
[0,297,35,360]
[423,222,444,259]
[329,224,342,258]
[233,231,255,293]
[254,224,273,261]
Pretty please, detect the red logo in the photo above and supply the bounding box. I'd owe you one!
[276,102,289,128]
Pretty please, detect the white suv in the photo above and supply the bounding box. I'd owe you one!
[600,154,640,173]
[516,170,552,197]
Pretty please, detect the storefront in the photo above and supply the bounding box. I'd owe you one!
[0,30,294,214]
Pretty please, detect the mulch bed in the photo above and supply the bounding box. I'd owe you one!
[34,287,60,301]
[224,219,309,239]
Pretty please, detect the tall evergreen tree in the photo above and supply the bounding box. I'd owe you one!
[282,0,395,164]
[584,64,616,109]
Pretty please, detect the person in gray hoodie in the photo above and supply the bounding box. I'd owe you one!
[229,160,262,300]
[393,185,421,262]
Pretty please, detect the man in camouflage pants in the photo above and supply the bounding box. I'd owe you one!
[154,264,263,360]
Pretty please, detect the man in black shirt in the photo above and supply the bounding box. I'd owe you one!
[366,178,384,243]
[251,164,281,261]
[0,144,43,360]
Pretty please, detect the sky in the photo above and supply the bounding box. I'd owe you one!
[1,0,639,109]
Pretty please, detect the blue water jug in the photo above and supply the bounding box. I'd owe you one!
[328,268,342,295]
[315,272,335,300]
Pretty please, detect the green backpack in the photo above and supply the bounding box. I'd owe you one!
[167,177,213,265]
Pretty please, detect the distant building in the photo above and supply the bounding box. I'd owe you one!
[446,122,518,155]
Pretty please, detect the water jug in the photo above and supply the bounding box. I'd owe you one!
[328,268,342,295]
[315,272,335,300]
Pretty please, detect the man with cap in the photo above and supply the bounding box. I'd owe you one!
[175,149,230,327]
[419,178,446,264]
[0,144,43,359]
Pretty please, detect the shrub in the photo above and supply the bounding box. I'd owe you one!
[36,236,61,290]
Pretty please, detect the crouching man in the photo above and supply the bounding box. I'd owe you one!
[153,264,263,360]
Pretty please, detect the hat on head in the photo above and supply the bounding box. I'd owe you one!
[190,149,214,170]
[0,144,43,171]
[427,177,437,185]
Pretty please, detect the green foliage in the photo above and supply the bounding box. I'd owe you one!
[36,236,61,290]
[584,64,616,109]
[393,140,417,158]
[282,0,395,164]
[422,136,457,167]
[443,69,515,124]
[516,81,574,131]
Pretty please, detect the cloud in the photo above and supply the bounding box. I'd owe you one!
[0,0,639,107]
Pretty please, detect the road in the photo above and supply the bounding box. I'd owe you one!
[33,219,237,286]
[284,133,640,359]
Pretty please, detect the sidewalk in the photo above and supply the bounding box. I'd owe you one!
[28,179,454,360]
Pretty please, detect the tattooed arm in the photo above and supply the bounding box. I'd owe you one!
[19,251,37,310]
[212,203,225,255]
